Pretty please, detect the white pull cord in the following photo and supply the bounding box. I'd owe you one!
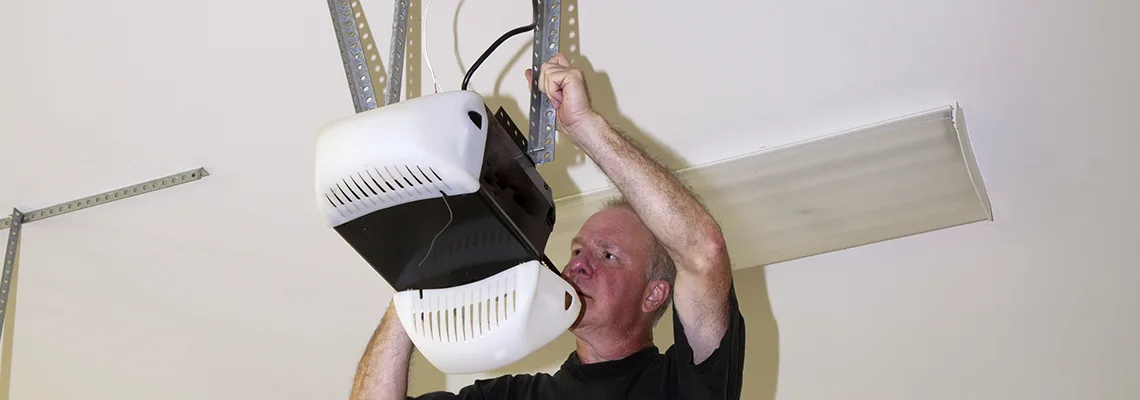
[423,0,444,93]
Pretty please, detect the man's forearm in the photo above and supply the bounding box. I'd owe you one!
[350,303,415,400]
[565,113,726,271]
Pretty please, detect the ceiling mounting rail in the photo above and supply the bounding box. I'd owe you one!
[384,0,410,106]
[1,209,22,340]
[326,0,382,113]
[325,0,561,164]
[527,0,560,165]
[0,167,209,230]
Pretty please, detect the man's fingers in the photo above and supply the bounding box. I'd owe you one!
[540,68,562,107]
[535,56,585,112]
[528,54,573,97]
[551,52,570,67]
[541,67,564,97]
[545,68,588,110]
[538,71,560,107]
[540,65,564,97]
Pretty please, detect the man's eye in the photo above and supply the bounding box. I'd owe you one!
[604,252,616,261]
[571,249,581,256]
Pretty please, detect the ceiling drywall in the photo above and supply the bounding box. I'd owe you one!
[1,0,1138,399]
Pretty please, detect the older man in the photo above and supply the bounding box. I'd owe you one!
[349,53,745,400]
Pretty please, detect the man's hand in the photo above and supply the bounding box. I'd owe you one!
[525,52,596,133]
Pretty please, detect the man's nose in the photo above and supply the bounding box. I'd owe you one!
[563,256,593,280]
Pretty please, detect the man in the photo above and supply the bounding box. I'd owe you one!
[349,53,746,400]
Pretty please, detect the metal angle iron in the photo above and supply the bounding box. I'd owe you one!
[326,0,382,113]
[527,0,560,165]
[385,0,410,106]
[0,209,22,340]
[0,167,210,230]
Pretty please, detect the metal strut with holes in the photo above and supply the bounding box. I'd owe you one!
[0,167,209,343]
[325,0,561,165]
[1,209,23,339]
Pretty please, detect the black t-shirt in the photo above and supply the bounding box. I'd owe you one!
[411,286,745,400]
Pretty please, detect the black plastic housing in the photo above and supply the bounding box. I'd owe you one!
[333,106,557,291]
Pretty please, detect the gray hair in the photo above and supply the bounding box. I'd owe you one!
[600,197,677,326]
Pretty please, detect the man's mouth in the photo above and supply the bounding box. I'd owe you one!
[565,279,589,300]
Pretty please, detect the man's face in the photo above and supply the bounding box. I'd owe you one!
[561,206,655,333]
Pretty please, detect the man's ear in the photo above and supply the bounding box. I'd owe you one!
[642,280,671,314]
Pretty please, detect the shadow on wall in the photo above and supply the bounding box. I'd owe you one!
[730,266,781,400]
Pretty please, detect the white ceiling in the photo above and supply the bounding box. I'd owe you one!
[1,0,1138,399]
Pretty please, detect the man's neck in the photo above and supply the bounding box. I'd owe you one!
[573,329,653,365]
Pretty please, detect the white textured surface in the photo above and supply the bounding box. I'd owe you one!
[0,0,1138,399]
[544,106,992,271]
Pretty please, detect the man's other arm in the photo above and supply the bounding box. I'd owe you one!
[350,303,415,400]
[531,54,733,364]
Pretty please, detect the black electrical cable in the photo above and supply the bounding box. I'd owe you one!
[461,0,539,91]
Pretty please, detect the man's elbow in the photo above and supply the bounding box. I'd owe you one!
[684,221,730,274]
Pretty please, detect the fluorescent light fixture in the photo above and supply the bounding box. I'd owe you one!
[545,105,992,269]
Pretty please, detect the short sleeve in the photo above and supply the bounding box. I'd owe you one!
[406,378,489,400]
[665,284,746,400]
[407,386,482,400]
[408,373,546,400]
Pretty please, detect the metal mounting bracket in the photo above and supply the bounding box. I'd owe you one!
[0,209,22,340]
[326,0,407,111]
[527,0,561,165]
[385,0,410,106]
[326,0,382,113]
[326,0,556,162]
[0,167,209,230]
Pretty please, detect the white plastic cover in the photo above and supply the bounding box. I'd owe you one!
[392,260,582,374]
[314,90,490,227]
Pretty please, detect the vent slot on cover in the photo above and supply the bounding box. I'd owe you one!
[412,276,519,343]
[326,165,450,209]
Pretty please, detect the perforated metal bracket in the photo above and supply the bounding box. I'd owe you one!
[527,0,561,165]
[0,167,209,230]
[0,209,21,338]
[385,0,410,106]
[327,0,383,113]
[328,0,549,156]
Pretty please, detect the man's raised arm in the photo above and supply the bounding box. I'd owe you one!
[349,303,416,400]
[530,53,734,363]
